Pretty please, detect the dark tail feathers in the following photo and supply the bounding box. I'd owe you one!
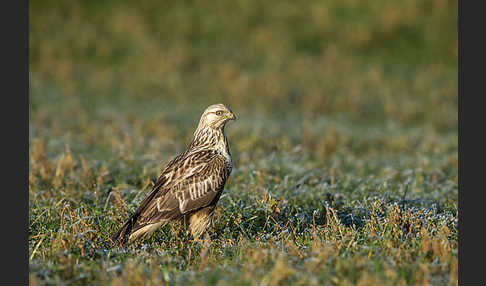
[111,216,137,244]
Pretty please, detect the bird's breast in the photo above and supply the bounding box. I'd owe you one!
[214,144,232,174]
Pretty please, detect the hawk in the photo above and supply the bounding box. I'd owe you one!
[111,104,236,243]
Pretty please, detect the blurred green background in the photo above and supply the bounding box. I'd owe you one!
[29,0,457,133]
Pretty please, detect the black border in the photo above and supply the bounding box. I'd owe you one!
[3,0,29,284]
[459,0,483,285]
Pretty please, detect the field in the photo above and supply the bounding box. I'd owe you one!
[29,1,458,285]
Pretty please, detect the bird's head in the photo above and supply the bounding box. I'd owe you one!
[197,103,237,130]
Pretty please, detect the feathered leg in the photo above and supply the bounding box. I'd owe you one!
[188,206,215,241]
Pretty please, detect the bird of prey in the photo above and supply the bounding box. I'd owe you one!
[111,103,236,243]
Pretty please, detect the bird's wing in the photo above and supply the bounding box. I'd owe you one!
[174,152,231,214]
[130,153,184,216]
[132,150,230,228]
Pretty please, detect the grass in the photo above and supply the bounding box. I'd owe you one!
[29,1,457,285]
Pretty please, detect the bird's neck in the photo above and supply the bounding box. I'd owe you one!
[189,125,230,156]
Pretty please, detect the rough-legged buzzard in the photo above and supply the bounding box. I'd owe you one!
[111,103,236,243]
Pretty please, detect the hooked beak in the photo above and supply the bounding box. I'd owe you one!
[227,111,237,120]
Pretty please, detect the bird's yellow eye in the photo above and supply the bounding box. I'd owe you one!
[216,111,223,116]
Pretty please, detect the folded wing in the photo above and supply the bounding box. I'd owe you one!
[123,150,230,239]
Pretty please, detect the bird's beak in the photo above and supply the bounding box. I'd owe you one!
[227,112,237,120]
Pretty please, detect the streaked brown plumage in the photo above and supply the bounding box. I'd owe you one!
[111,103,236,243]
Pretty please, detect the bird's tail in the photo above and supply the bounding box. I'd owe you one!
[111,216,137,244]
